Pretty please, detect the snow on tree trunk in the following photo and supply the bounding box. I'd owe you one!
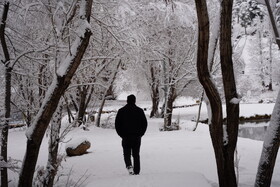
[42,103,63,187]
[255,1,280,186]
[255,90,280,187]
[18,1,93,186]
[149,64,160,118]
[0,2,11,187]
[163,84,175,130]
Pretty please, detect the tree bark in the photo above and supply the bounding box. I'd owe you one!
[268,38,273,91]
[149,64,160,118]
[76,86,88,126]
[163,84,176,130]
[255,1,280,186]
[18,1,93,186]
[0,3,11,187]
[220,0,239,186]
[194,0,225,186]
[255,91,280,187]
[43,103,63,187]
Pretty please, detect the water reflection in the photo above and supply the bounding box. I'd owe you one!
[238,122,269,141]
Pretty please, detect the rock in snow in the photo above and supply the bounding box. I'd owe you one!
[65,138,91,156]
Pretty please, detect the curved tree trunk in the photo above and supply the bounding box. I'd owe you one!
[194,0,226,186]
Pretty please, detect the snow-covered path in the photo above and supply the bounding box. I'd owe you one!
[59,120,216,187]
[7,102,280,186]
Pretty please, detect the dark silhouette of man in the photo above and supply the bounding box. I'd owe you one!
[115,94,147,175]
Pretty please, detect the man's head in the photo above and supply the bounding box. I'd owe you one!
[127,94,136,104]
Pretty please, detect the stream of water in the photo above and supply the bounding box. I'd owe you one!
[238,122,269,141]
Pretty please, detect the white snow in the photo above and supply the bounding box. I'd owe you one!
[230,97,242,104]
[65,137,89,149]
[7,100,280,187]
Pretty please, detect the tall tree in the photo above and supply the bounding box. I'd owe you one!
[195,0,239,186]
[194,0,224,186]
[255,0,280,186]
[18,0,93,186]
[220,0,240,186]
[0,2,11,187]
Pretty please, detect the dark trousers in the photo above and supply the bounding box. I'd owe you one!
[122,136,141,174]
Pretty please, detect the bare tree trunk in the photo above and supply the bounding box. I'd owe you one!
[268,38,273,91]
[96,94,106,127]
[220,0,239,186]
[149,64,160,118]
[18,1,93,186]
[1,67,11,187]
[160,58,168,118]
[255,91,280,187]
[0,3,11,187]
[150,90,160,118]
[76,86,87,126]
[255,1,280,186]
[43,103,63,187]
[163,84,175,130]
[258,30,265,88]
[194,1,226,186]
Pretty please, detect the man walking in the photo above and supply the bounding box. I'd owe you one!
[115,94,148,175]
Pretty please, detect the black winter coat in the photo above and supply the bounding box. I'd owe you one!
[115,104,147,138]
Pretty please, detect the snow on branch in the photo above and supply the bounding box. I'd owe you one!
[11,45,54,68]
[25,0,92,140]
[56,21,91,77]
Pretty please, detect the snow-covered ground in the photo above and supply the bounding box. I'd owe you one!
[7,98,280,187]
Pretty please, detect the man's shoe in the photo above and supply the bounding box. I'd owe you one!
[127,166,134,175]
